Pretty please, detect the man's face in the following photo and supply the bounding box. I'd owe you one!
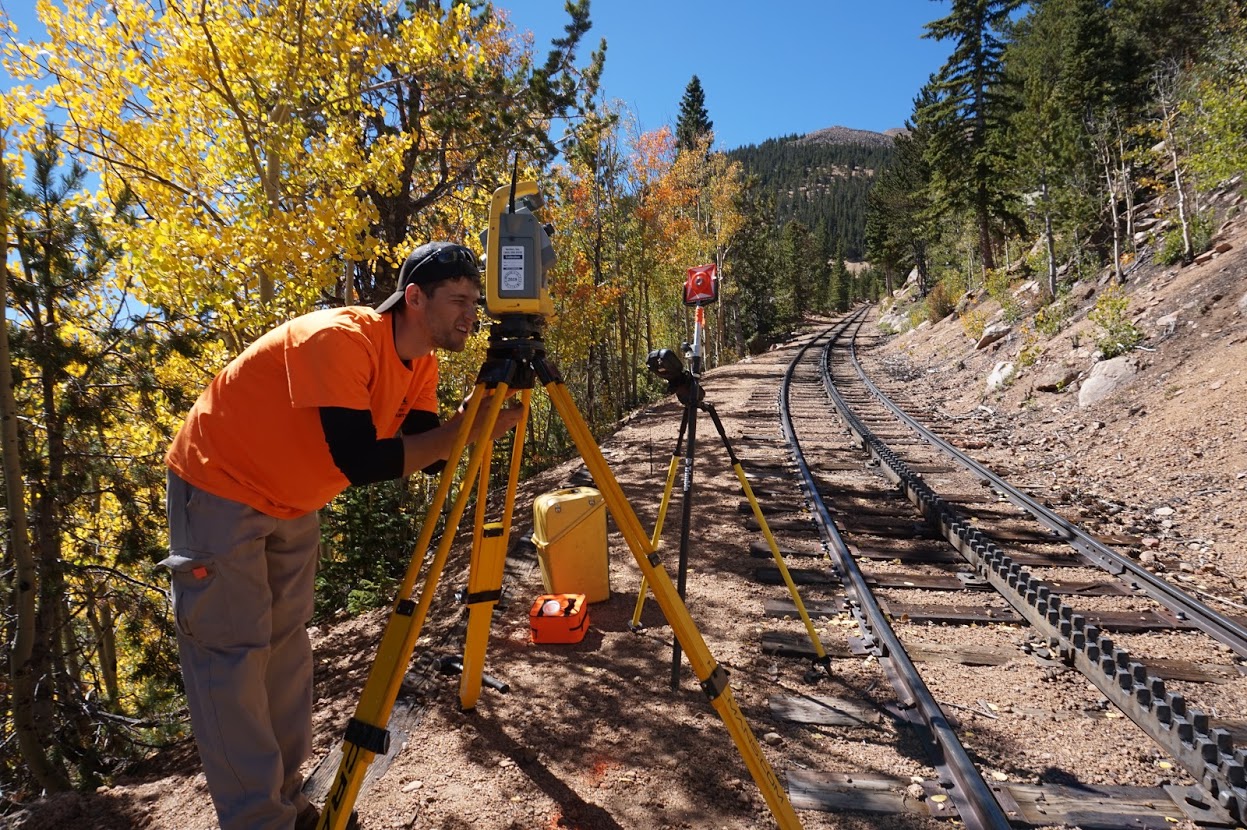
[422,277,481,352]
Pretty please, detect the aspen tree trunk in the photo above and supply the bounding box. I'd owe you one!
[1155,66,1193,263]
[1,131,71,792]
[1167,131,1193,262]
[1042,184,1058,299]
[1119,132,1136,250]
[1105,161,1123,284]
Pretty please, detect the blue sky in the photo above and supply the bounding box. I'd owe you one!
[3,1,952,150]
[514,1,953,150]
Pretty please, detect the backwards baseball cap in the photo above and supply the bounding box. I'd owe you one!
[375,241,480,313]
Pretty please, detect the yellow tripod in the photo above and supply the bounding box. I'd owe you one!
[317,314,803,830]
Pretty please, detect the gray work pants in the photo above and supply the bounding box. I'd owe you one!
[164,470,320,830]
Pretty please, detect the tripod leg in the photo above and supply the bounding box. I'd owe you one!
[630,405,688,630]
[703,404,832,677]
[670,377,700,689]
[317,383,513,830]
[459,390,532,710]
[542,378,804,830]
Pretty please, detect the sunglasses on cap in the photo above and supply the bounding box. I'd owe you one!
[410,245,478,274]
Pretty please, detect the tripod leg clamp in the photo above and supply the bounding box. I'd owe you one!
[464,589,502,606]
[344,717,390,756]
[699,664,729,702]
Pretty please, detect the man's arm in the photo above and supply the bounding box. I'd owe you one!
[399,395,523,477]
[320,399,522,485]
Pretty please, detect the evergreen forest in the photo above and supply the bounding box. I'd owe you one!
[0,0,1245,805]
[729,133,895,261]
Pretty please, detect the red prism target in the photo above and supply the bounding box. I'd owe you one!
[683,263,718,306]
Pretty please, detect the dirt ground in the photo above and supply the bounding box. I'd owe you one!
[5,200,1246,829]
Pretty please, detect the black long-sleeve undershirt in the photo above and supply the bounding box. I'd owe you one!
[319,407,445,486]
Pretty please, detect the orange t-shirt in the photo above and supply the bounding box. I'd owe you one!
[166,307,438,519]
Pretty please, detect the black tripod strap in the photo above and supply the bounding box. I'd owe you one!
[464,589,502,605]
[700,664,729,702]
[344,717,390,755]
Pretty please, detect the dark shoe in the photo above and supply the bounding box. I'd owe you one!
[295,804,360,830]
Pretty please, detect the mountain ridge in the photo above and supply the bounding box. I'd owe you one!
[794,125,899,148]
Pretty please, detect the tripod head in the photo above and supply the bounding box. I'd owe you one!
[647,348,702,406]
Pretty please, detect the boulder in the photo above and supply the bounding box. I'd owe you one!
[1035,368,1080,393]
[975,322,1011,349]
[1078,356,1137,408]
[1070,281,1095,301]
[987,362,1016,392]
[1238,291,1247,313]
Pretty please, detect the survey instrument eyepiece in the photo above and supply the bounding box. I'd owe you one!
[647,348,686,384]
[647,348,701,405]
[480,180,556,318]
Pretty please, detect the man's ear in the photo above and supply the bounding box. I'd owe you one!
[403,283,425,311]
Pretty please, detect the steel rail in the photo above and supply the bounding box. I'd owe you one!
[821,313,1247,823]
[779,309,1013,830]
[843,319,1247,659]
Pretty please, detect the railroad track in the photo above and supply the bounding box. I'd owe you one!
[729,308,1247,829]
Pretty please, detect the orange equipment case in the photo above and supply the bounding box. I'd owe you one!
[529,593,589,644]
[531,486,610,603]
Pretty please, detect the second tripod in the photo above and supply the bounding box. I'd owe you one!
[633,307,832,688]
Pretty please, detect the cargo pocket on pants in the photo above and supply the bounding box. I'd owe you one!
[161,552,231,646]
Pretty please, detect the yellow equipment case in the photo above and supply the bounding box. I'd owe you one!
[531,486,610,603]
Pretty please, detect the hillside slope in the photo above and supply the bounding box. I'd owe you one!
[875,188,1247,611]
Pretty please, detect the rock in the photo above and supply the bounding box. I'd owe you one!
[1154,506,1175,517]
[1035,368,1079,393]
[1013,280,1039,298]
[987,362,1016,392]
[1070,281,1096,301]
[976,322,1011,349]
[907,783,926,800]
[1195,250,1216,264]
[763,732,784,746]
[1078,356,1137,408]
[1156,311,1178,333]
[1215,241,1233,253]
[1139,551,1157,565]
[1142,537,1160,548]
[1238,291,1247,313]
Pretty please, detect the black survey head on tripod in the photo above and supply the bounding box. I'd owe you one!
[647,348,702,405]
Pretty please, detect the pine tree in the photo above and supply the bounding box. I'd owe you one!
[921,0,1023,272]
[675,75,714,153]
[867,87,937,296]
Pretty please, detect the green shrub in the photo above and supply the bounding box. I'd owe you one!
[960,308,987,341]
[984,267,1022,322]
[1088,284,1143,358]
[1156,211,1214,265]
[1017,324,1042,367]
[1034,294,1072,336]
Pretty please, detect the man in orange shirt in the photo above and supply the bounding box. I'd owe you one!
[163,242,520,830]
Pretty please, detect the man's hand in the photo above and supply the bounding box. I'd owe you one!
[458,388,522,443]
